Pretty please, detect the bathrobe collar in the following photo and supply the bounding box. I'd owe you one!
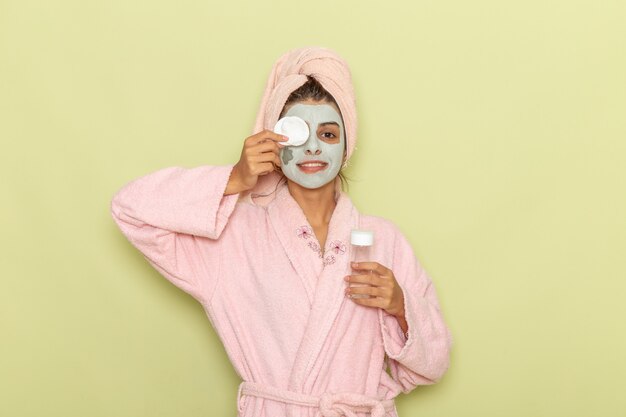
[267,181,360,393]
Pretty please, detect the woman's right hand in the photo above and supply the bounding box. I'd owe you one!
[224,130,289,195]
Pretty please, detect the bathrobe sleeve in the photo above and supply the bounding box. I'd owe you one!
[110,165,239,304]
[378,228,453,392]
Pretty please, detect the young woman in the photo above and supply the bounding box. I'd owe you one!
[111,46,452,417]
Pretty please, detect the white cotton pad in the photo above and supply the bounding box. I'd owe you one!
[273,116,309,146]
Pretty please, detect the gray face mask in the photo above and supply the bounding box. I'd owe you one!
[279,103,345,189]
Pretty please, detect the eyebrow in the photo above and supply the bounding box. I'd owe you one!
[318,122,340,128]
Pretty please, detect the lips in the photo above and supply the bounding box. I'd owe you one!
[296,160,328,173]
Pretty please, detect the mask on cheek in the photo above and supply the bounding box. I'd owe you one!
[278,103,345,189]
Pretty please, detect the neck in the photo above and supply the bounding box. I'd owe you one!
[286,179,337,227]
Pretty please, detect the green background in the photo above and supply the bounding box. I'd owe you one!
[2,0,625,416]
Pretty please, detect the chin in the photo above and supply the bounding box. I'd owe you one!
[286,177,337,190]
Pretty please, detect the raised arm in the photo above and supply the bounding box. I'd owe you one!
[110,165,240,303]
[379,229,453,393]
[110,129,289,304]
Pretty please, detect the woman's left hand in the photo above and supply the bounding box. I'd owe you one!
[344,261,405,318]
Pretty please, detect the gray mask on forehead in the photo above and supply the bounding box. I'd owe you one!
[279,103,346,189]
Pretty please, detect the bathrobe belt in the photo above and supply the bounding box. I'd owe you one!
[237,380,395,417]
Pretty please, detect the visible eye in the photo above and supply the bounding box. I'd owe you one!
[321,132,337,139]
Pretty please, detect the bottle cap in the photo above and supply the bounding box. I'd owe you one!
[273,116,309,146]
[351,229,374,246]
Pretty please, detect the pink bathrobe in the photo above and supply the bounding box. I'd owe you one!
[110,164,452,417]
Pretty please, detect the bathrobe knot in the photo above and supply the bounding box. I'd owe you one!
[318,391,388,417]
[237,380,394,417]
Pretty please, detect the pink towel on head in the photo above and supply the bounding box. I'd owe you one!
[243,46,358,206]
[253,46,358,158]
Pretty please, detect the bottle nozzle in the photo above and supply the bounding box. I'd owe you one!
[350,229,374,246]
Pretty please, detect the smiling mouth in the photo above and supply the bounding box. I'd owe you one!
[296,160,328,173]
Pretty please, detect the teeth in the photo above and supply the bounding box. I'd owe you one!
[299,162,326,167]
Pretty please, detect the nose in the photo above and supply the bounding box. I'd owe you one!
[304,133,321,155]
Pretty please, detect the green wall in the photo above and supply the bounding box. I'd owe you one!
[1,0,624,416]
